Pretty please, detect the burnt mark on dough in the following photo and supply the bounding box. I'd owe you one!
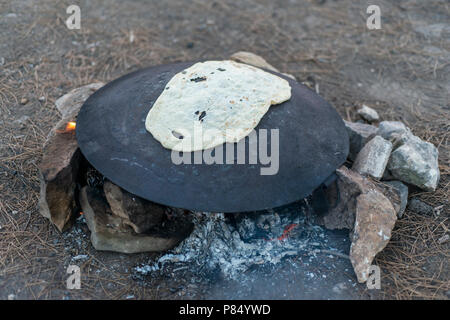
[190,76,207,82]
[198,111,206,121]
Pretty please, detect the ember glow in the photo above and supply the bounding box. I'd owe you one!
[65,121,76,131]
[274,223,298,241]
[56,121,77,134]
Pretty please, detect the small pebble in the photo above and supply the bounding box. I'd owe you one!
[438,234,449,244]
[357,104,379,122]
[20,98,28,105]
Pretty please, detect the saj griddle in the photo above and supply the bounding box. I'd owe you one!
[76,61,349,212]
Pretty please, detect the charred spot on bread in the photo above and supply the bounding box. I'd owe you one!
[190,76,207,82]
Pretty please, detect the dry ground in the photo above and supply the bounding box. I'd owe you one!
[0,0,448,299]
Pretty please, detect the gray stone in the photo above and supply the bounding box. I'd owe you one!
[344,120,377,161]
[407,198,434,215]
[414,23,450,39]
[55,83,104,119]
[357,105,379,122]
[387,136,440,191]
[318,167,397,283]
[352,136,392,179]
[382,181,408,218]
[376,121,440,191]
[350,188,396,283]
[80,186,193,254]
[38,83,104,232]
[280,72,296,80]
[103,181,165,234]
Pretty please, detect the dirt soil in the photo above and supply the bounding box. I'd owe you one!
[0,0,449,299]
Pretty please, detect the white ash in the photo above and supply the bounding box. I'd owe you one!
[135,202,332,280]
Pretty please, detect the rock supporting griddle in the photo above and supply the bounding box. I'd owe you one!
[350,188,396,283]
[80,186,192,253]
[103,180,165,234]
[38,83,104,232]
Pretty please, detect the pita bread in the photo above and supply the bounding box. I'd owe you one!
[145,60,291,152]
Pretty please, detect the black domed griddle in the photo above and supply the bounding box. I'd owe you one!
[76,61,349,212]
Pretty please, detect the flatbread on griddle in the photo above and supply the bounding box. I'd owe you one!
[145,60,291,152]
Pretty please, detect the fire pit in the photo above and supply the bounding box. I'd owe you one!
[37,59,355,288]
[75,61,349,212]
[38,54,440,291]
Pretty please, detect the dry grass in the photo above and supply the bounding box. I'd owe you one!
[375,209,449,299]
